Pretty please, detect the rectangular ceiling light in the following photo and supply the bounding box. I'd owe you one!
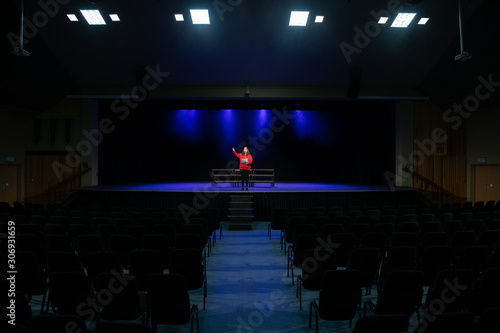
[391,13,417,28]
[175,14,184,21]
[109,14,120,22]
[315,16,324,23]
[289,11,309,26]
[378,17,389,24]
[67,14,78,22]
[418,17,429,25]
[80,9,107,25]
[190,9,210,24]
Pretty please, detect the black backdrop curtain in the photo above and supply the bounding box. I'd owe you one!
[97,100,395,186]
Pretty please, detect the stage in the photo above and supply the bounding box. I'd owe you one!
[78,182,411,193]
[74,182,421,220]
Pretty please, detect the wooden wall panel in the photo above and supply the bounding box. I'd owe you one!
[412,101,467,201]
[25,152,80,206]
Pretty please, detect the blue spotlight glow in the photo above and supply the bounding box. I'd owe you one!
[223,109,233,122]
[168,109,199,141]
[217,109,238,156]
[291,110,334,148]
[219,109,236,146]
[293,110,307,140]
[258,109,268,127]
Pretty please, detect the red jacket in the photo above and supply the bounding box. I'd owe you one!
[233,150,253,170]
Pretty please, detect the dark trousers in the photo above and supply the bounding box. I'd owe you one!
[240,169,250,188]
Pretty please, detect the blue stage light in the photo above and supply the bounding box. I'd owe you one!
[168,109,199,141]
[219,109,236,149]
[257,109,268,127]
[291,110,335,148]
[166,108,337,149]
[293,110,307,141]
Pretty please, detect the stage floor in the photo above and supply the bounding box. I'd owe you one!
[79,182,413,193]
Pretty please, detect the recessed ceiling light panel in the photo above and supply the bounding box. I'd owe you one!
[289,11,309,26]
[378,17,389,24]
[418,17,429,25]
[80,9,107,25]
[109,14,120,22]
[315,16,324,23]
[67,14,78,22]
[190,9,210,24]
[391,13,417,28]
[175,14,184,22]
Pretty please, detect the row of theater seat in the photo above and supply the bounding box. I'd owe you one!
[1,202,220,333]
[267,204,500,332]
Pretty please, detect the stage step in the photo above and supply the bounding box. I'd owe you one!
[229,195,253,202]
[229,209,254,216]
[230,202,255,209]
[228,215,254,221]
[228,195,254,230]
[228,223,254,230]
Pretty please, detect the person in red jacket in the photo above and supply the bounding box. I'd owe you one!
[232,147,253,191]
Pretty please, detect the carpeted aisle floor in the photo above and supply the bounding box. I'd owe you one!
[194,221,420,333]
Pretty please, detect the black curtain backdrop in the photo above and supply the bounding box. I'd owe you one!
[98,100,395,185]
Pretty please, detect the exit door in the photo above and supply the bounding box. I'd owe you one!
[473,164,500,204]
[0,164,20,206]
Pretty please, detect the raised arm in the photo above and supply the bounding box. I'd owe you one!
[232,148,240,158]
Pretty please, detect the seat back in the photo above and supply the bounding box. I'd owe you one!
[32,315,88,333]
[96,321,151,333]
[270,207,288,229]
[418,312,474,333]
[94,273,142,320]
[169,249,204,290]
[129,250,163,290]
[469,267,500,315]
[16,251,46,296]
[146,273,191,325]
[86,251,122,284]
[418,245,453,285]
[425,269,474,313]
[76,235,103,265]
[347,247,380,289]
[142,234,171,267]
[301,248,336,290]
[48,272,93,316]
[46,251,83,274]
[477,307,500,333]
[391,232,417,247]
[352,314,409,333]
[377,270,423,316]
[318,270,362,321]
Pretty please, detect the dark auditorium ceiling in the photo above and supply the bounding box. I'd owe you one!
[2,0,499,111]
